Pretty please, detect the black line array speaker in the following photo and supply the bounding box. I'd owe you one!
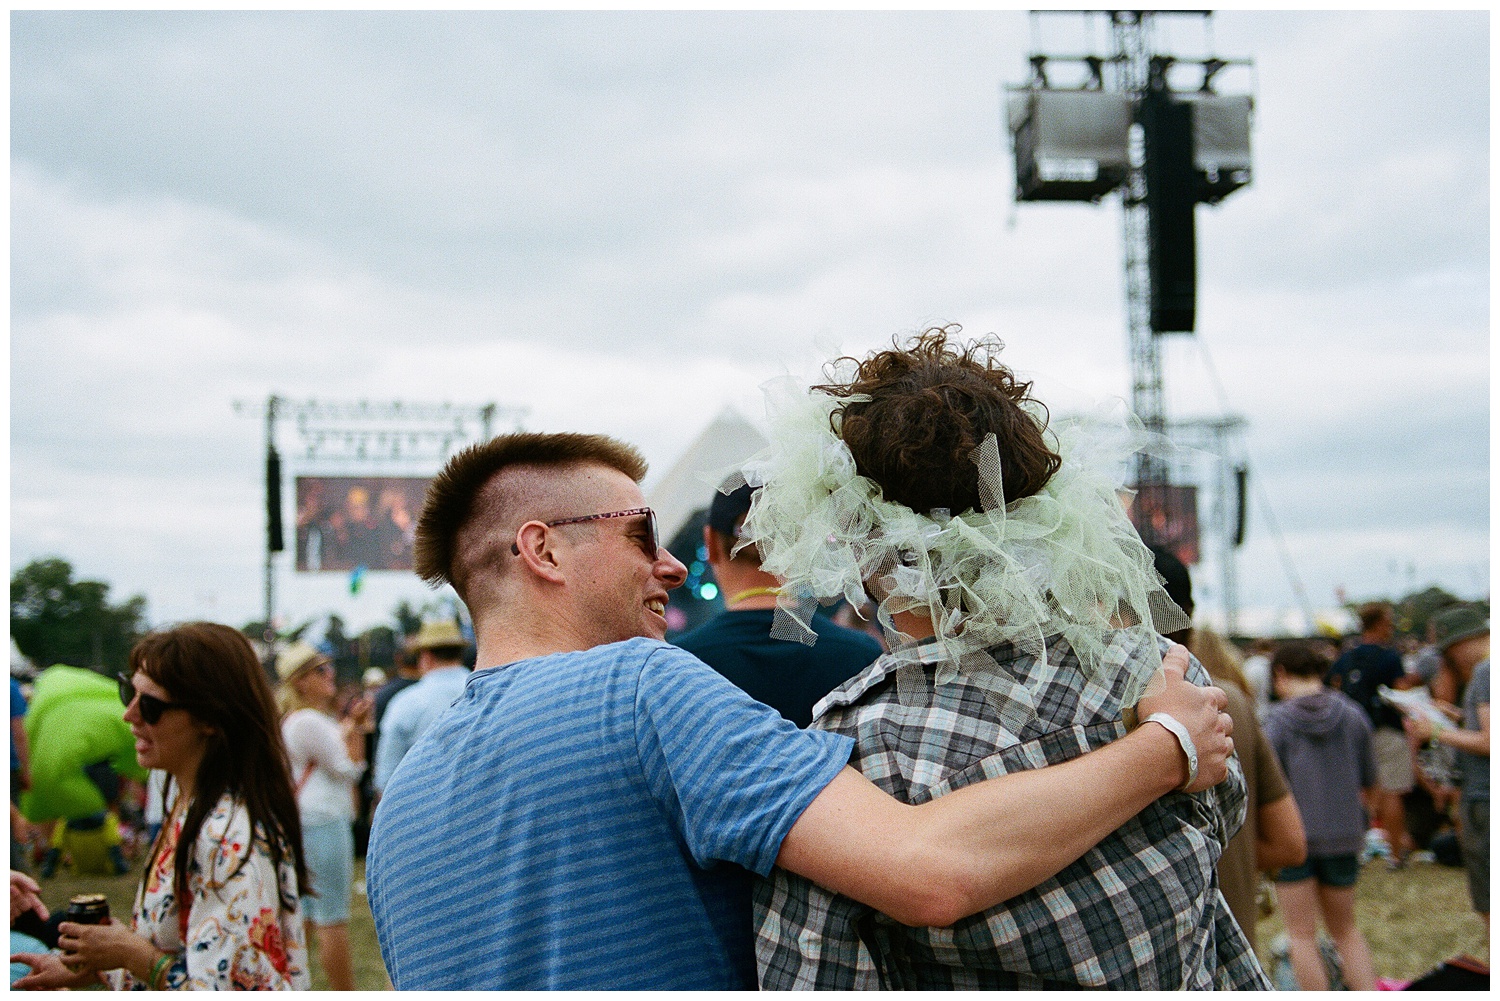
[1233,464,1248,546]
[1141,89,1197,333]
[267,446,284,553]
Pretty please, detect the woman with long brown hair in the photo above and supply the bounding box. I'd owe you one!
[12,623,310,990]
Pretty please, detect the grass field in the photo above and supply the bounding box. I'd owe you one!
[25,854,1488,989]
[1255,858,1489,986]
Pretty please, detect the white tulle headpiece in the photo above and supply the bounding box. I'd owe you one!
[726,373,1190,708]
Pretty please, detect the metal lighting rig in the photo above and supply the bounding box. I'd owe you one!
[234,396,526,670]
[1006,9,1254,631]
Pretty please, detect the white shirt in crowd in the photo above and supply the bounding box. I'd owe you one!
[282,708,365,825]
[1241,654,1272,721]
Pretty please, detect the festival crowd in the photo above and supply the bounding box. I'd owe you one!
[8,329,1489,990]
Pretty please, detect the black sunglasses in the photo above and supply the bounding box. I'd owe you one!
[510,507,660,561]
[117,673,183,725]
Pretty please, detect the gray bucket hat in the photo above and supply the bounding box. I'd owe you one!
[1431,603,1488,652]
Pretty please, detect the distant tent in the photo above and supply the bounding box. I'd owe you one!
[647,408,768,543]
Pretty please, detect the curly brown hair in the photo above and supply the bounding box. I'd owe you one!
[814,325,1061,514]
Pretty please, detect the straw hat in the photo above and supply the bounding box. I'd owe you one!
[275,641,328,682]
[407,620,465,653]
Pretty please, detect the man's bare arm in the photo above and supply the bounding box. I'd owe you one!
[776,647,1232,928]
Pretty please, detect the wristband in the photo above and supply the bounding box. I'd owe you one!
[1144,712,1198,791]
[150,952,174,990]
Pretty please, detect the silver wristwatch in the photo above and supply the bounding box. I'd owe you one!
[1144,711,1198,791]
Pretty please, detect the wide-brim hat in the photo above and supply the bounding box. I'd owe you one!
[275,640,328,682]
[1432,604,1488,653]
[407,620,465,653]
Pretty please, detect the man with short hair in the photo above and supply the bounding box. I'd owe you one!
[371,646,420,730]
[358,641,421,855]
[371,620,470,796]
[1328,602,1419,865]
[1404,604,1488,929]
[365,428,1236,990]
[746,330,1266,988]
[675,482,883,727]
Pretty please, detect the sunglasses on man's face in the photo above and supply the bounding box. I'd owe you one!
[117,673,182,725]
[510,507,660,562]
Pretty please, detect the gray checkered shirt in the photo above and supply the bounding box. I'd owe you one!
[754,631,1272,989]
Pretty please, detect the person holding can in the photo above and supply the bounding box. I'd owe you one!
[10,623,310,990]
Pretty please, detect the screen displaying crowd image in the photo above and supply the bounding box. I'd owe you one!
[295,477,430,572]
[1129,483,1200,567]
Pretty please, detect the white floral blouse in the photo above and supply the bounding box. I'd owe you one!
[107,792,310,990]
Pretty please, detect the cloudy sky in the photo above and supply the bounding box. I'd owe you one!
[10,10,1489,639]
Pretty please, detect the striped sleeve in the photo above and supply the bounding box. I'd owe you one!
[632,646,852,875]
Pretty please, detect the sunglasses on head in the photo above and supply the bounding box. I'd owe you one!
[510,507,660,561]
[117,673,182,725]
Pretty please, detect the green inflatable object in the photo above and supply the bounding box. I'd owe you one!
[20,664,147,822]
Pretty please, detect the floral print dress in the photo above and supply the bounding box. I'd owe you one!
[107,792,310,990]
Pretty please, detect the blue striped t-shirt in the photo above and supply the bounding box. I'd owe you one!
[365,637,852,989]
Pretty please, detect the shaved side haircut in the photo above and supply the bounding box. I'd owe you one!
[414,432,648,601]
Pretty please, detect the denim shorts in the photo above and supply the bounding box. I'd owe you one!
[1275,852,1360,888]
[300,819,353,926]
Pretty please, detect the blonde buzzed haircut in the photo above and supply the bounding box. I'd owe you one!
[414,432,648,598]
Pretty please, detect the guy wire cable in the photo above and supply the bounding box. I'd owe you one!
[1194,330,1318,634]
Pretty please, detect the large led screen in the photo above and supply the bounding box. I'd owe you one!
[295,476,430,572]
[1128,483,1200,567]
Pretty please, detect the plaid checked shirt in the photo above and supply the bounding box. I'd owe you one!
[754,631,1272,990]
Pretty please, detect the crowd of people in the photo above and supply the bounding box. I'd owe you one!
[7,328,1489,990]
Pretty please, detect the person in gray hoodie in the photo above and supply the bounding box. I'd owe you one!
[1263,640,1378,991]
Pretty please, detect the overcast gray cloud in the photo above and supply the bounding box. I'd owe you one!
[10,10,1488,637]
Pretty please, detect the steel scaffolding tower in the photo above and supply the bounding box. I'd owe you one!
[1007,9,1254,627]
[1111,12,1169,486]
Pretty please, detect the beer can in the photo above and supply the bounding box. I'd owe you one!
[65,893,110,925]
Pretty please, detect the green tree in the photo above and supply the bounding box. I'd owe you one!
[325,614,356,682]
[391,600,423,639]
[11,558,148,673]
[360,625,398,670]
[240,618,314,644]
